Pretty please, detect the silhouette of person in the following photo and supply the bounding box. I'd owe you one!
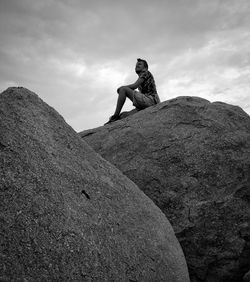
[106,58,160,124]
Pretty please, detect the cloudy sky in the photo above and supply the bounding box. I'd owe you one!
[0,0,249,131]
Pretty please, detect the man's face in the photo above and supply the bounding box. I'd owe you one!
[135,61,145,74]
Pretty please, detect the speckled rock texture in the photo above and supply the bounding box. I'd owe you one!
[0,87,190,282]
[244,270,250,282]
[80,96,250,282]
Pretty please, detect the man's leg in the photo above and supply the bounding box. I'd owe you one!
[114,86,134,116]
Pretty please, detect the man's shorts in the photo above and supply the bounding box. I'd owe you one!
[133,91,156,109]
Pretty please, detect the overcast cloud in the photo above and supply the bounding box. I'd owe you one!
[0,0,249,131]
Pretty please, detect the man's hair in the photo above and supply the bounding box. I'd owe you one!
[137,58,148,69]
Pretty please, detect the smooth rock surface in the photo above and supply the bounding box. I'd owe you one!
[80,96,250,282]
[0,87,190,282]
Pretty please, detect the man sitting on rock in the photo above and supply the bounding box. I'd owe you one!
[106,58,160,124]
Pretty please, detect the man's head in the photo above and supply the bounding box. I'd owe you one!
[135,58,148,74]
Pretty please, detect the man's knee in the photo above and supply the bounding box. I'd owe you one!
[118,86,132,94]
[117,86,133,100]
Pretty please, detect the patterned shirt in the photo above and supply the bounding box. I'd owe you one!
[138,70,160,103]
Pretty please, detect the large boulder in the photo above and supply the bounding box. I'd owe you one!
[80,96,250,282]
[0,87,190,281]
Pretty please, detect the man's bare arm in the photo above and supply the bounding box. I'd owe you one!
[117,78,144,93]
[126,77,144,89]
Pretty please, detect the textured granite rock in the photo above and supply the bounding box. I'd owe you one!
[0,87,190,282]
[80,96,250,282]
[244,270,250,282]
